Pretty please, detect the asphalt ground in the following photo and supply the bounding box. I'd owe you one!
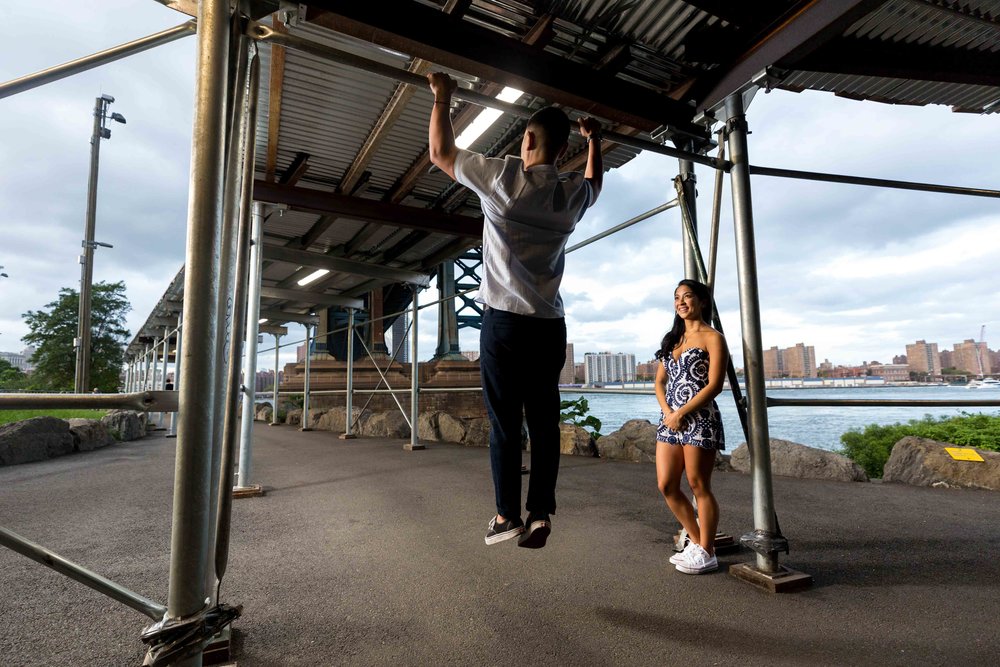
[1,425,998,666]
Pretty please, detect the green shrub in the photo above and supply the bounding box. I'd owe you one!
[839,412,1000,479]
[560,397,602,439]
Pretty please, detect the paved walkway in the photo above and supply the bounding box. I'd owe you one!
[1,425,998,666]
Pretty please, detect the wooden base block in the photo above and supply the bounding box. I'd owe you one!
[299,427,313,432]
[165,434,177,439]
[403,442,426,451]
[232,484,265,499]
[268,422,281,427]
[338,433,357,440]
[729,562,813,593]
[673,531,739,554]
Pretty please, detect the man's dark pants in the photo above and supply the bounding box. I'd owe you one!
[480,308,567,521]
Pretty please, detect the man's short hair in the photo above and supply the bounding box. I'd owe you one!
[527,106,571,156]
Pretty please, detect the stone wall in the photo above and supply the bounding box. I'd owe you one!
[279,357,486,419]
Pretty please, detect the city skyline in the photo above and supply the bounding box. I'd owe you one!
[1,2,998,374]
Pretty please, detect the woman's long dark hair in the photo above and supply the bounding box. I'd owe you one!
[654,279,712,361]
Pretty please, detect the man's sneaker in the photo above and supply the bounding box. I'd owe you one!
[674,544,718,574]
[517,514,552,549]
[669,540,697,566]
[485,516,524,545]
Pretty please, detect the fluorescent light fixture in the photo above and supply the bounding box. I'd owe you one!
[258,318,268,324]
[454,87,523,149]
[297,269,330,286]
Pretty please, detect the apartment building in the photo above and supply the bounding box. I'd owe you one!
[584,351,636,385]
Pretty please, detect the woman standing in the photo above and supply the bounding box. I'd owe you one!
[654,279,727,574]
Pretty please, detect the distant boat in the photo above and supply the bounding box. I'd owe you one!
[967,378,1000,389]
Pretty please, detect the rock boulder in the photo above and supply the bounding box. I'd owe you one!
[360,411,410,439]
[316,407,363,434]
[0,417,75,465]
[596,419,658,462]
[437,413,468,444]
[67,418,115,452]
[102,410,146,441]
[285,409,302,426]
[883,436,1000,491]
[255,404,273,422]
[560,423,597,457]
[730,439,868,482]
[462,418,490,447]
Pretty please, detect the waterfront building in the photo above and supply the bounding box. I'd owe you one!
[764,343,817,378]
[953,339,991,376]
[905,340,941,378]
[763,346,783,378]
[584,352,636,385]
[636,359,660,381]
[868,363,910,383]
[0,350,27,372]
[558,343,575,385]
[783,343,817,378]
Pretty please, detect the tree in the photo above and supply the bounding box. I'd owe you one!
[22,281,131,392]
[0,357,29,391]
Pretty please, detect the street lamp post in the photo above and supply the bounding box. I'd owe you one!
[74,94,125,393]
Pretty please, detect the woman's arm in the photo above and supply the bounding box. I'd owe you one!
[654,361,672,418]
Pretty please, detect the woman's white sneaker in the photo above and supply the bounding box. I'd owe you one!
[669,540,696,565]
[675,544,718,574]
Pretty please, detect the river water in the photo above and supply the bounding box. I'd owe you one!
[559,385,1000,452]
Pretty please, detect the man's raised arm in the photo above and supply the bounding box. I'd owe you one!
[577,116,603,203]
[427,72,459,180]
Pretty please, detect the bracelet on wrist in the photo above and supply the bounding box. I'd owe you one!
[586,134,602,143]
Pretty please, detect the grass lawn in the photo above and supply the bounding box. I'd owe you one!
[0,409,107,426]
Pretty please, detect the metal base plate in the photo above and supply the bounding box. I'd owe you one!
[729,562,813,593]
[203,626,232,665]
[232,485,265,499]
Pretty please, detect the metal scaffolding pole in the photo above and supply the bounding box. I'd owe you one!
[158,325,170,427]
[238,201,265,487]
[301,324,313,431]
[0,526,167,621]
[168,312,183,438]
[405,289,424,451]
[216,50,260,599]
[271,333,281,426]
[724,93,785,578]
[341,308,357,439]
[143,344,154,392]
[0,21,196,99]
[677,148,699,280]
[159,0,231,663]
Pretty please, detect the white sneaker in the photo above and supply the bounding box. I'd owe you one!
[669,540,696,565]
[675,544,718,574]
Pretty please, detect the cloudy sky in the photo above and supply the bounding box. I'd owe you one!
[3,1,998,374]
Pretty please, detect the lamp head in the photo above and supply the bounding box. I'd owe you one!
[101,93,115,103]
[111,112,126,124]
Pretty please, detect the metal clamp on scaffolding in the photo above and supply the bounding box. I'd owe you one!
[140,603,243,667]
[740,529,789,559]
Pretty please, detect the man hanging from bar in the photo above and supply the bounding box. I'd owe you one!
[427,72,603,548]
